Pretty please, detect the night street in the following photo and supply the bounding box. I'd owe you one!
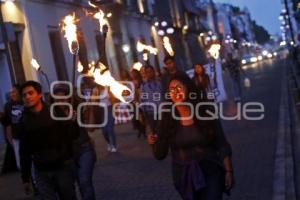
[0,0,299,200]
[0,58,291,200]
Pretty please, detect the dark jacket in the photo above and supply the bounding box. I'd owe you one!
[19,104,79,183]
[152,119,232,162]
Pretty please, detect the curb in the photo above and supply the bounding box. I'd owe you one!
[288,59,300,200]
[273,61,297,200]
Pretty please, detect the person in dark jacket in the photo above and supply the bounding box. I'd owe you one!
[130,68,146,138]
[148,74,234,200]
[192,64,210,93]
[161,56,191,97]
[51,85,97,200]
[19,81,78,199]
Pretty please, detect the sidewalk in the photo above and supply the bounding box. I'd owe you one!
[272,61,297,200]
[287,58,300,200]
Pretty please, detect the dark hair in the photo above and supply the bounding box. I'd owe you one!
[53,85,70,95]
[13,83,21,91]
[21,81,42,94]
[144,65,155,71]
[158,73,216,144]
[193,63,210,90]
[130,69,143,83]
[163,55,175,63]
[12,84,21,95]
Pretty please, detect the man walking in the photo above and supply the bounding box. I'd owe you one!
[19,81,78,199]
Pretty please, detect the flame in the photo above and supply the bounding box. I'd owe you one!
[163,36,174,56]
[87,66,95,77]
[62,13,79,54]
[136,41,158,55]
[92,64,131,102]
[77,61,83,73]
[208,44,221,59]
[143,53,149,61]
[88,61,96,69]
[93,9,108,33]
[132,62,143,71]
[31,59,41,71]
[88,0,97,8]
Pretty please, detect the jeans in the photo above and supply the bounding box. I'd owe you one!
[12,139,20,170]
[101,105,116,147]
[230,74,242,101]
[173,160,224,200]
[34,162,75,200]
[75,148,97,200]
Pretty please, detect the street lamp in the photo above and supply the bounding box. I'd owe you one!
[122,44,130,53]
[154,20,175,56]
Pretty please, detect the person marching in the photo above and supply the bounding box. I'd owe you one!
[148,73,234,200]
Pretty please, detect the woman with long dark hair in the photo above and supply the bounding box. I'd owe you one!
[130,68,146,138]
[148,73,234,200]
[193,63,210,93]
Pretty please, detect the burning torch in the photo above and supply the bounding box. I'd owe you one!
[62,13,79,87]
[31,58,50,90]
[88,1,131,103]
[136,40,158,66]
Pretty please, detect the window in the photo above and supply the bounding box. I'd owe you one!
[49,31,69,81]
[9,31,25,84]
[77,30,89,73]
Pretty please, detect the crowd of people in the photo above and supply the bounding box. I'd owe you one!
[0,55,237,200]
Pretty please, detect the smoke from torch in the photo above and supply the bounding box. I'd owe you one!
[163,36,174,56]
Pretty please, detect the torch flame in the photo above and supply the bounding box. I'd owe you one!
[143,53,149,61]
[87,66,95,77]
[132,62,143,71]
[208,44,221,59]
[163,36,174,56]
[93,9,108,33]
[92,63,131,103]
[136,41,158,55]
[77,61,83,73]
[31,58,41,71]
[62,13,79,54]
[88,0,97,8]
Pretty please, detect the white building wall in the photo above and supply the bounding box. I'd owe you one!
[2,0,120,91]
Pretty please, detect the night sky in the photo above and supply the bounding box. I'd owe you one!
[213,0,282,35]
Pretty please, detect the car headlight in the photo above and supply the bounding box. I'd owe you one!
[242,60,247,64]
[262,50,268,56]
[250,57,258,62]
